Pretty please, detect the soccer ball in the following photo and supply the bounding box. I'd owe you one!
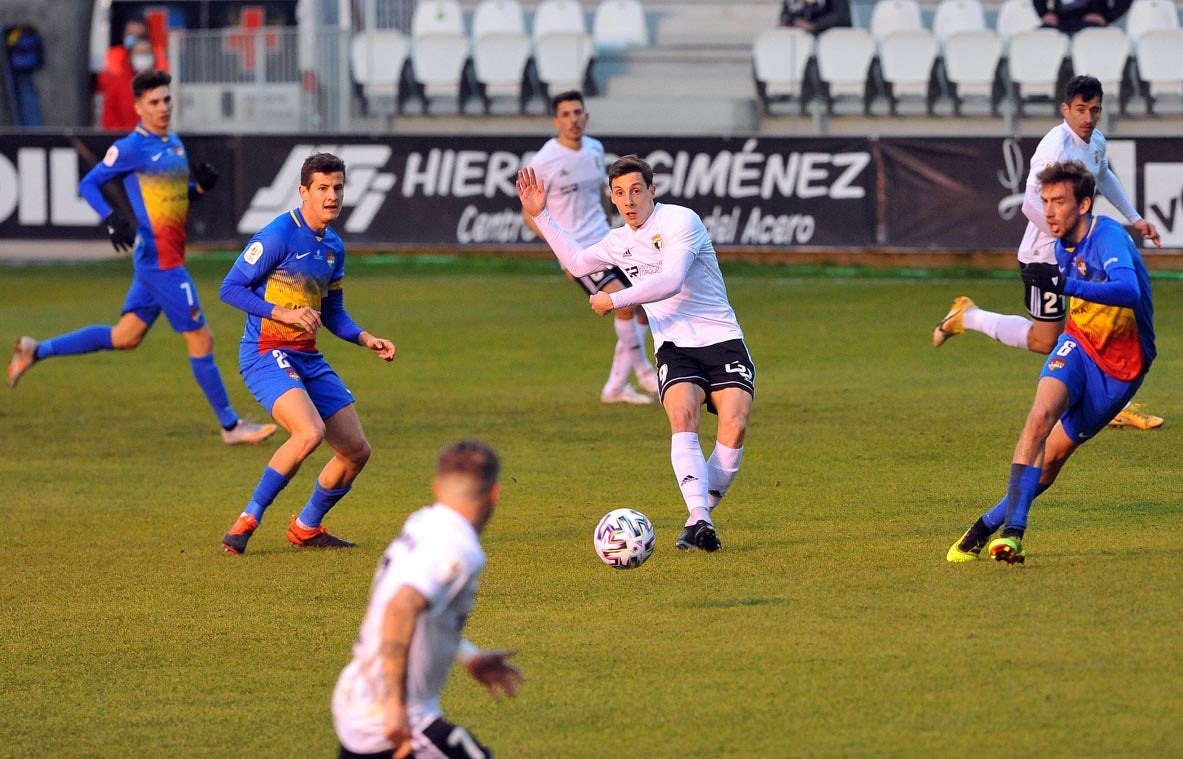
[593,508,656,569]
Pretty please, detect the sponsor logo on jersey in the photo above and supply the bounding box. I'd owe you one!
[244,241,264,264]
[103,145,119,166]
[622,248,632,257]
[651,234,663,250]
[1048,359,1065,371]
[295,251,311,259]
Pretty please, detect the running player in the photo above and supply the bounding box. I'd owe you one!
[6,68,275,446]
[218,152,396,554]
[932,75,1163,430]
[947,161,1155,564]
[333,440,523,759]
[524,90,658,405]
[518,155,754,552]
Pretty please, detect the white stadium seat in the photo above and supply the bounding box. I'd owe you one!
[592,0,647,51]
[1069,27,1131,115]
[1006,27,1069,115]
[350,30,410,121]
[877,28,940,114]
[534,31,594,97]
[870,0,924,44]
[471,0,534,112]
[995,0,1042,44]
[533,0,587,37]
[752,27,816,114]
[1134,28,1183,113]
[933,0,987,46]
[1125,0,1180,48]
[816,27,876,114]
[410,0,471,113]
[942,29,1004,114]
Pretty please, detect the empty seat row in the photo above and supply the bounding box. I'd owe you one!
[351,0,648,117]
[754,0,1183,117]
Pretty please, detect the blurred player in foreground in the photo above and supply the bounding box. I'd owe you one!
[947,161,1155,565]
[523,90,658,405]
[218,152,396,554]
[332,439,522,759]
[932,75,1162,431]
[7,68,275,447]
[518,155,754,552]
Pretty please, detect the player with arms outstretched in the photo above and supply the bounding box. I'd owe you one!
[6,68,274,446]
[947,161,1155,564]
[932,75,1162,430]
[218,152,396,554]
[518,155,754,552]
[523,90,658,405]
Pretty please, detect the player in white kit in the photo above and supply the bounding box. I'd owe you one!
[518,155,754,553]
[932,75,1163,430]
[333,440,522,759]
[523,90,659,405]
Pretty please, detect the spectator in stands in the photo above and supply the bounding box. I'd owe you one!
[98,35,156,130]
[778,0,852,34]
[1034,0,1130,34]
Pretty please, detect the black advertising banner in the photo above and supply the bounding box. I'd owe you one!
[879,135,1183,250]
[0,133,237,241]
[230,135,876,248]
[3,132,1180,249]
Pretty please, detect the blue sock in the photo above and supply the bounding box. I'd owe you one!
[36,326,113,359]
[189,354,239,428]
[244,467,290,522]
[1001,463,1043,535]
[983,479,1050,531]
[297,482,352,528]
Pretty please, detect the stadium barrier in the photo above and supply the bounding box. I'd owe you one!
[2,132,1181,252]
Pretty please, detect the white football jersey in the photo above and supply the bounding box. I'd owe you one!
[1018,121,1141,265]
[528,137,611,246]
[332,504,485,755]
[534,202,744,349]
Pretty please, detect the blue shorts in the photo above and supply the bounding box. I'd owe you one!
[1040,333,1143,444]
[240,345,355,419]
[122,267,207,332]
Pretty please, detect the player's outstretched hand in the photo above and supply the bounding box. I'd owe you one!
[1020,262,1063,295]
[361,333,397,362]
[516,168,547,217]
[192,162,220,193]
[464,648,524,701]
[103,213,136,252]
[1133,220,1161,248]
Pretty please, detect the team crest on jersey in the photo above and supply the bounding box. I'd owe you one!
[651,234,663,251]
[1048,359,1065,371]
[437,555,462,583]
[102,145,119,166]
[244,241,264,265]
[175,146,185,157]
[326,252,336,267]
[1076,258,1088,276]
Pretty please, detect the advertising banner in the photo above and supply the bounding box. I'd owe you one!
[3,132,1180,250]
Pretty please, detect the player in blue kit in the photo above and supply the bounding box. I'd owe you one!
[947,160,1155,564]
[6,69,275,447]
[219,152,396,554]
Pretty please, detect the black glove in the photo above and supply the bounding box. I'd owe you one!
[191,162,219,193]
[1020,262,1063,295]
[103,213,136,252]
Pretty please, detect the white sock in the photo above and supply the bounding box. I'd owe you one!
[630,319,655,376]
[603,322,633,394]
[670,432,710,525]
[706,442,743,511]
[962,307,1032,350]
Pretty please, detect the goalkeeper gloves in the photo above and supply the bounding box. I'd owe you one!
[103,213,136,252]
[1020,262,1064,295]
[191,162,220,193]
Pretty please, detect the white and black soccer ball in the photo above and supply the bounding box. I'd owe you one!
[593,508,655,569]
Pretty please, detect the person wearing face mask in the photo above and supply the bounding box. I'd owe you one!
[98,20,158,130]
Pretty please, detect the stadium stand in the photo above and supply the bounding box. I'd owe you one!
[1133,28,1183,114]
[752,27,816,114]
[592,0,649,50]
[532,0,595,98]
[349,29,411,123]
[409,0,473,113]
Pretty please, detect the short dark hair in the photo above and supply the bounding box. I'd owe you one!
[1063,75,1103,105]
[300,152,346,188]
[607,154,653,187]
[1036,160,1096,204]
[437,440,501,494]
[132,69,171,99]
[550,89,584,115]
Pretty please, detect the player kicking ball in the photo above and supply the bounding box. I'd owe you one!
[518,156,754,552]
[947,161,1155,565]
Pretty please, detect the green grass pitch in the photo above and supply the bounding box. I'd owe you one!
[2,256,1181,757]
